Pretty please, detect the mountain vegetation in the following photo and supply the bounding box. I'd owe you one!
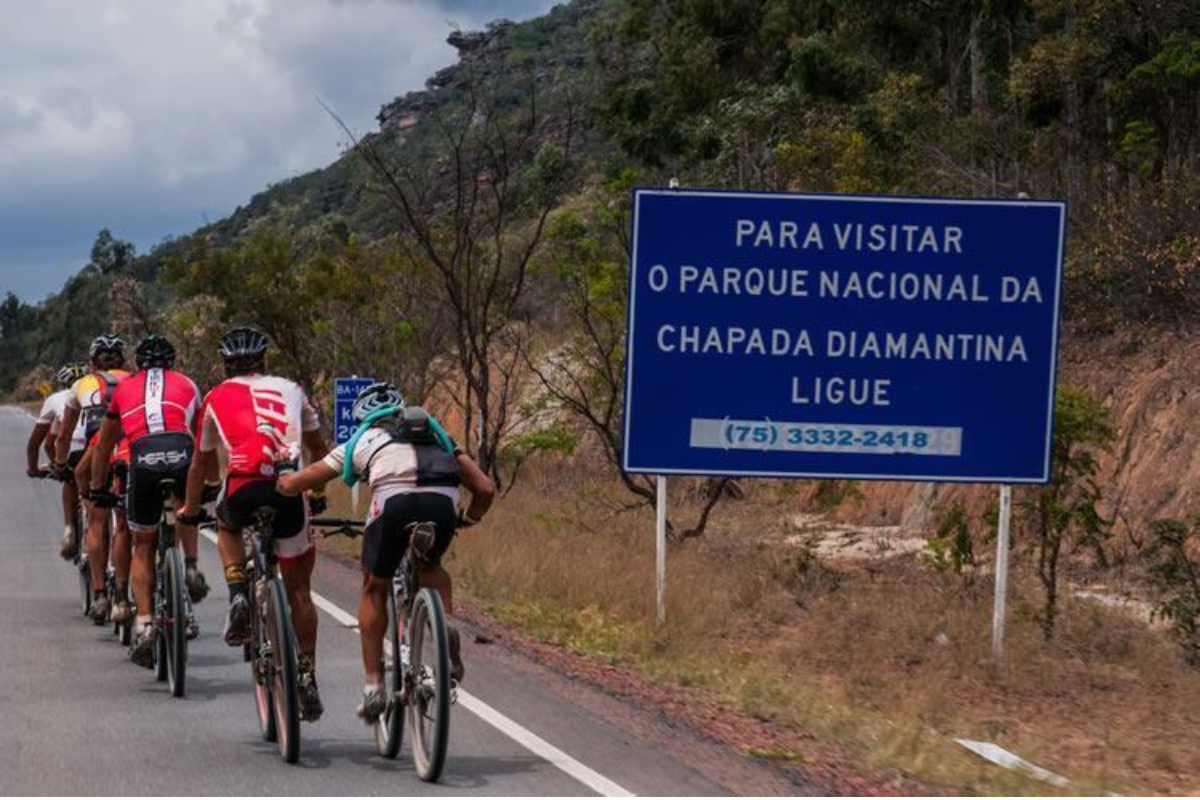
[2,0,1197,488]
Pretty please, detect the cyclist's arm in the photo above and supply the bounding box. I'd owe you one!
[277,462,338,497]
[88,416,121,492]
[26,423,51,475]
[180,449,217,517]
[458,453,495,523]
[42,432,58,464]
[54,405,81,466]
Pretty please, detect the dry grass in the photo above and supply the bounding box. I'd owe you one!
[432,462,1200,796]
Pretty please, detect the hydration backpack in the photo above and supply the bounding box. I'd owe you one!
[81,371,120,441]
[355,406,461,488]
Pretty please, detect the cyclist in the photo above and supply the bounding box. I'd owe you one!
[78,429,134,625]
[26,362,88,558]
[54,334,131,622]
[179,327,330,721]
[276,381,494,722]
[89,334,210,665]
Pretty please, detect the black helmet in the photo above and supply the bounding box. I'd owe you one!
[55,362,88,388]
[352,382,405,424]
[135,334,176,370]
[89,333,125,369]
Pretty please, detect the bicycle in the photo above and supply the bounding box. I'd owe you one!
[311,516,454,782]
[185,502,304,763]
[144,479,189,697]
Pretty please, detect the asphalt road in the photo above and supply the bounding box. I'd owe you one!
[0,406,752,796]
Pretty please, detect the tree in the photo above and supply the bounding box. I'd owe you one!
[1020,385,1114,639]
[166,227,327,389]
[1145,516,1200,664]
[339,60,578,488]
[88,229,136,276]
[525,171,730,539]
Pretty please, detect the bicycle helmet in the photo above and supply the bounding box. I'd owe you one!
[218,327,268,376]
[135,334,176,370]
[55,362,88,388]
[89,333,125,369]
[218,327,269,359]
[351,382,405,424]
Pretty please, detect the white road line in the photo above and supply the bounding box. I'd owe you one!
[198,527,634,797]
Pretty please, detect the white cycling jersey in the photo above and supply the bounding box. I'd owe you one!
[37,389,85,452]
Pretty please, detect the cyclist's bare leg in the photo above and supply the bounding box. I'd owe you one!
[131,530,156,614]
[418,563,454,613]
[216,523,245,575]
[280,549,318,656]
[61,480,78,531]
[112,511,132,589]
[358,572,389,684]
[178,522,199,561]
[419,562,464,681]
[86,506,109,592]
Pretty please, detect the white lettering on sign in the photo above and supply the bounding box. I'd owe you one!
[735,219,964,254]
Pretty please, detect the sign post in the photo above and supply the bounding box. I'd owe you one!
[334,376,375,511]
[622,189,1066,639]
[992,484,1013,657]
[656,475,667,625]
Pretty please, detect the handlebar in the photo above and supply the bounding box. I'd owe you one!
[309,517,364,538]
[178,508,215,527]
[34,465,68,483]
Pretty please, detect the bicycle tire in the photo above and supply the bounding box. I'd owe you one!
[76,508,91,616]
[78,560,91,617]
[165,546,187,698]
[406,588,451,782]
[267,579,301,764]
[374,588,404,759]
[118,609,133,647]
[252,582,277,743]
[153,555,168,682]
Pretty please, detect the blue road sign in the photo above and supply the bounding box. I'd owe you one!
[334,377,376,445]
[622,189,1066,483]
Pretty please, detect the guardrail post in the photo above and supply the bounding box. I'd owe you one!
[992,484,1013,658]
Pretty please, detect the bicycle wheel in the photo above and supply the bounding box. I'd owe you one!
[164,546,187,698]
[78,558,91,617]
[251,584,277,743]
[406,588,451,782]
[375,588,404,758]
[118,607,133,647]
[153,559,168,682]
[266,579,301,764]
[76,508,91,616]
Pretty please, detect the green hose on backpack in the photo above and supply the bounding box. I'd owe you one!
[340,405,456,487]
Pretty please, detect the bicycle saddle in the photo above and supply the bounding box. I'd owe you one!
[405,521,437,558]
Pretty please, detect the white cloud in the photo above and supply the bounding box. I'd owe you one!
[0,0,554,298]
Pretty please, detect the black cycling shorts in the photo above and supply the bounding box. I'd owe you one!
[125,432,193,531]
[67,450,85,470]
[363,492,457,579]
[217,480,310,560]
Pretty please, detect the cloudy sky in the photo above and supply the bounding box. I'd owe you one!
[0,0,554,302]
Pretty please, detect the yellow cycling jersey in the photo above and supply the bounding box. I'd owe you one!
[66,369,131,412]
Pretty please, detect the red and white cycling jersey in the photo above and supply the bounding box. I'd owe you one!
[196,374,321,494]
[107,368,201,442]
